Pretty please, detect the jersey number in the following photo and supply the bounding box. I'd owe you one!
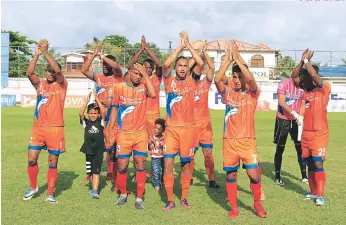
[318,148,326,156]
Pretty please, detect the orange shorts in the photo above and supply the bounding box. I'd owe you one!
[164,125,196,163]
[146,113,160,137]
[116,129,148,159]
[195,119,213,150]
[104,126,120,152]
[301,130,329,161]
[28,127,65,156]
[223,138,258,172]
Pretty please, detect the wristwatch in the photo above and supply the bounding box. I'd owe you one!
[303,59,309,64]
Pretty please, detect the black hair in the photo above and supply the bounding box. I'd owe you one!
[47,63,62,71]
[174,56,188,66]
[106,55,116,61]
[155,118,166,131]
[87,103,100,113]
[232,64,248,73]
[143,58,154,67]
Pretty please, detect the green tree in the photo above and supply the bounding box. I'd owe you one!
[275,56,296,79]
[35,48,65,77]
[2,30,36,77]
[129,42,163,64]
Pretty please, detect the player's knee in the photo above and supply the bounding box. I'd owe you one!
[28,160,37,166]
[275,145,285,154]
[117,168,128,174]
[203,148,213,157]
[226,171,237,180]
[314,161,323,170]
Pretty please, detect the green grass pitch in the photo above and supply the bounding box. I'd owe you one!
[1,107,345,225]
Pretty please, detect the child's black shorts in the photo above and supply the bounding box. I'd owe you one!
[86,153,103,175]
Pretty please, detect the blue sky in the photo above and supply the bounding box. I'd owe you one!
[2,1,346,64]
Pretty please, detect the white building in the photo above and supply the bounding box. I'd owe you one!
[182,39,280,81]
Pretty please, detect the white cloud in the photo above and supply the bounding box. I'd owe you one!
[1,1,346,63]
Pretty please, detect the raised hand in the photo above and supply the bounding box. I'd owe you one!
[231,40,240,62]
[307,50,314,61]
[301,48,309,61]
[179,31,190,46]
[134,63,147,75]
[86,91,92,102]
[38,39,49,53]
[34,44,42,56]
[141,35,148,50]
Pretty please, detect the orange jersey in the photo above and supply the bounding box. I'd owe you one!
[302,81,331,131]
[194,76,212,120]
[92,72,124,103]
[112,82,147,133]
[221,84,260,139]
[146,74,162,114]
[33,78,68,127]
[164,73,195,126]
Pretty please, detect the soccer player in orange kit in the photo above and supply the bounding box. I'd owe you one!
[161,32,203,211]
[299,49,331,206]
[214,41,266,218]
[188,41,220,189]
[23,39,68,204]
[109,63,156,210]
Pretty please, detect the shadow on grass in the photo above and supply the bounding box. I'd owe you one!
[192,166,254,214]
[260,161,306,195]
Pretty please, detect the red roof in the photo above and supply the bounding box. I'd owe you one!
[191,39,278,52]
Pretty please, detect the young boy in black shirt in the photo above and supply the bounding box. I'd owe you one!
[79,90,106,199]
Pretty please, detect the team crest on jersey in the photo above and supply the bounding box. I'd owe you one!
[96,87,106,95]
[305,101,310,108]
[224,105,238,132]
[35,95,48,119]
[117,105,135,129]
[166,92,183,118]
[194,95,200,101]
[116,145,120,152]
[29,137,32,143]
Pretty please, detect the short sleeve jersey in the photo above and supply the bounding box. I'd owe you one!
[146,74,162,115]
[276,78,304,120]
[221,82,260,139]
[194,76,213,120]
[80,117,105,154]
[113,82,147,133]
[33,78,68,127]
[302,81,331,131]
[163,72,195,127]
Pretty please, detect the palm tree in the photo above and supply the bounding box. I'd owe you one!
[35,48,64,77]
[342,58,346,66]
[274,56,296,79]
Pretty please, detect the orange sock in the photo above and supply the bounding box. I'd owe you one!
[315,170,326,197]
[308,171,317,194]
[204,156,215,181]
[250,177,261,202]
[47,166,58,195]
[28,162,39,189]
[226,178,238,210]
[164,174,174,201]
[181,174,192,200]
[116,169,128,195]
[136,169,147,199]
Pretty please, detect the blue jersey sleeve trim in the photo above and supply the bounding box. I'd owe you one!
[312,156,324,162]
[118,153,132,159]
[163,153,178,159]
[180,156,192,163]
[48,150,66,156]
[206,75,213,83]
[319,80,324,88]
